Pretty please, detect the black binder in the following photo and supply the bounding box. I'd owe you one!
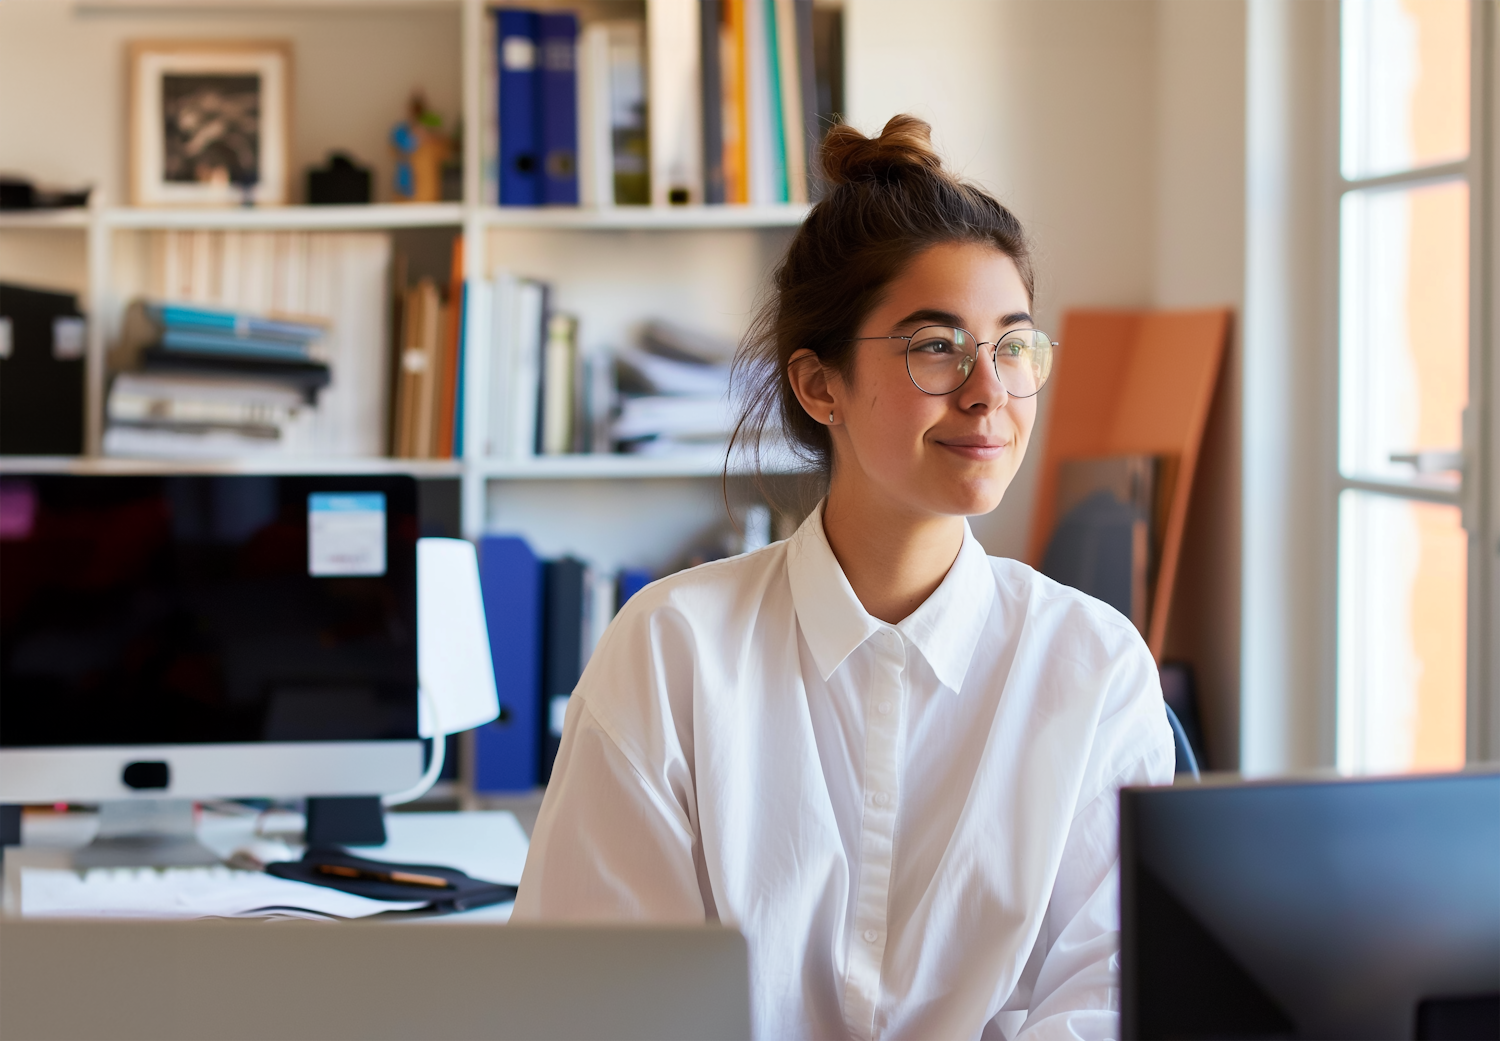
[0,283,85,455]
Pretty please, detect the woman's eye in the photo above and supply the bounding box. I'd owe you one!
[999,341,1024,357]
[913,338,956,355]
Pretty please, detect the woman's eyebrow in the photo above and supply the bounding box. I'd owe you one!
[892,308,966,329]
[891,308,1035,330]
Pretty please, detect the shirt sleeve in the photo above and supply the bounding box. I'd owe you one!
[510,695,710,923]
[1005,647,1177,1041]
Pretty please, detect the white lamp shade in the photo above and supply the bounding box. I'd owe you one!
[417,537,501,737]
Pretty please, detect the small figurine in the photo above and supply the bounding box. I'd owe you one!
[390,93,453,203]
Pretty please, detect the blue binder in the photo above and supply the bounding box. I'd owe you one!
[473,535,544,791]
[538,12,579,205]
[617,568,653,610]
[497,9,541,206]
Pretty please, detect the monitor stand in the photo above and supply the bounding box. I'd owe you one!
[73,800,222,869]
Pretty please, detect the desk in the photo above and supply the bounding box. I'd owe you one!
[2,809,530,921]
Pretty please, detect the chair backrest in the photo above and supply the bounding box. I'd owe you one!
[1165,702,1200,780]
[0,919,751,1041]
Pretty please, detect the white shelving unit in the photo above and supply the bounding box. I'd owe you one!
[0,0,815,580]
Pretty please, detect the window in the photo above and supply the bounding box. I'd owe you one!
[1336,0,1479,772]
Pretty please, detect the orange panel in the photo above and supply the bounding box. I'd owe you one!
[1027,308,1230,658]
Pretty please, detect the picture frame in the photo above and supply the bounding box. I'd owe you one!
[128,40,293,207]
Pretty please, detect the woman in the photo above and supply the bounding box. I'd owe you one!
[513,115,1174,1041]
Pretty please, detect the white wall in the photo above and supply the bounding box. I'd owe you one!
[843,0,1160,562]
[0,0,461,207]
[1152,0,1247,771]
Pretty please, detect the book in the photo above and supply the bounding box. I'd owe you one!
[101,423,287,458]
[150,302,325,344]
[763,0,789,203]
[393,278,441,458]
[137,346,331,402]
[724,0,750,203]
[482,271,547,460]
[434,237,465,458]
[518,280,546,456]
[582,346,617,454]
[648,0,703,206]
[700,0,726,204]
[540,312,577,456]
[606,21,650,205]
[473,535,544,793]
[793,0,818,199]
[540,556,587,784]
[775,0,809,203]
[539,12,580,206]
[106,372,304,429]
[159,329,311,361]
[577,23,615,208]
[497,8,542,206]
[743,0,778,204]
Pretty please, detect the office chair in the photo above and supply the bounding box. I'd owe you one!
[1164,703,1200,780]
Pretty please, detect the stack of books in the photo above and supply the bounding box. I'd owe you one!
[134,229,393,458]
[612,321,736,457]
[471,271,598,460]
[490,0,824,208]
[391,239,468,459]
[104,301,330,458]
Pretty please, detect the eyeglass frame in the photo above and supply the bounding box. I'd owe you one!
[846,324,1059,399]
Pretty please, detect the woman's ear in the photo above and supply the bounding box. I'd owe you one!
[786,348,840,427]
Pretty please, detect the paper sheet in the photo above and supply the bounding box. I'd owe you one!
[20,866,425,920]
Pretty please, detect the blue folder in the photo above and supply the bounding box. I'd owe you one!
[473,535,544,792]
[538,12,579,205]
[497,9,541,206]
[159,329,311,361]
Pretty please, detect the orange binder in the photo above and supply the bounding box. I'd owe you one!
[1027,308,1230,658]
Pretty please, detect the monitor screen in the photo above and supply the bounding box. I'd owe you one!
[1121,772,1500,1041]
[0,474,420,749]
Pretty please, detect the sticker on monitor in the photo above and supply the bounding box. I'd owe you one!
[308,492,386,576]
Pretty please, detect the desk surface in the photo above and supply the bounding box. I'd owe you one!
[3,809,530,922]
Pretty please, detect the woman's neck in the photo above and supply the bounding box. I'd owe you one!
[820,479,966,625]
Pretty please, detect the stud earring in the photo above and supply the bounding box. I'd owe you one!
[828,411,835,424]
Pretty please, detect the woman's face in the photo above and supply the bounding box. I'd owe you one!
[826,241,1038,519]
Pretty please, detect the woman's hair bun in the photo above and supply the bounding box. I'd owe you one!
[819,114,945,187]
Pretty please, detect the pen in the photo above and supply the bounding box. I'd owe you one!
[316,864,455,890]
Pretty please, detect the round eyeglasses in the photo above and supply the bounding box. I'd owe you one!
[851,325,1057,398]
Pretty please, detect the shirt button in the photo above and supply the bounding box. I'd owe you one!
[863,929,879,943]
[877,700,893,715]
[872,791,889,807]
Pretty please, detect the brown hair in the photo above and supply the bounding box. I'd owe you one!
[729,115,1035,482]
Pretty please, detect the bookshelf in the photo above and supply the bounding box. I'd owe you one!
[0,0,829,803]
[0,0,823,584]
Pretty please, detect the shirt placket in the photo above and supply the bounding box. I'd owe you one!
[842,629,906,1041]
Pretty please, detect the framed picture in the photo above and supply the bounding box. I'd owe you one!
[129,40,292,207]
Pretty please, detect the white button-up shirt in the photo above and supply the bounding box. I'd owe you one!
[513,506,1174,1040]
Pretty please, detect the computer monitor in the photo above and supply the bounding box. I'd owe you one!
[0,473,424,819]
[1121,770,1500,1041]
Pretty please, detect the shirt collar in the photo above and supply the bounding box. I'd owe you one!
[785,502,995,694]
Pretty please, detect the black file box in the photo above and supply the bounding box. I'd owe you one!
[0,282,86,455]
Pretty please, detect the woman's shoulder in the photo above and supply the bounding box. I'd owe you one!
[605,540,793,639]
[984,553,1151,661]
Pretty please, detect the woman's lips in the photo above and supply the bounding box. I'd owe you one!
[935,437,1010,461]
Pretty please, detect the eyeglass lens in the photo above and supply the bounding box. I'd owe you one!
[904,326,1054,397]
